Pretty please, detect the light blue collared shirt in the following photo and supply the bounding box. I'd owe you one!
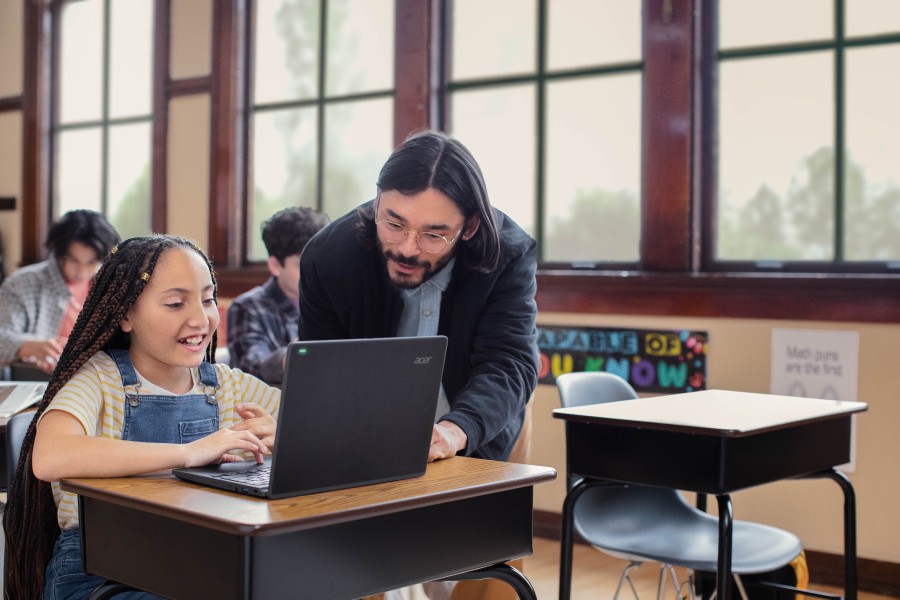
[396,258,454,421]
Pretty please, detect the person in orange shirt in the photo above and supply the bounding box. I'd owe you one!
[0,209,120,375]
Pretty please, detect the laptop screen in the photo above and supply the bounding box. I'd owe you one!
[266,336,447,498]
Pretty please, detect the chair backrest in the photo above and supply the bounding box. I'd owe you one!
[556,372,639,489]
[556,371,639,410]
[555,372,696,557]
[6,410,34,490]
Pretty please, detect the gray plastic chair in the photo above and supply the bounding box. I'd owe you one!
[5,410,34,494]
[556,372,803,600]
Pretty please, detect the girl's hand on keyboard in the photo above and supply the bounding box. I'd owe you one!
[183,428,269,467]
[231,403,277,450]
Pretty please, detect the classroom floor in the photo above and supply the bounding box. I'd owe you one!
[523,536,900,599]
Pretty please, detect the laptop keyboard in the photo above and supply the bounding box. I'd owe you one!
[212,465,271,488]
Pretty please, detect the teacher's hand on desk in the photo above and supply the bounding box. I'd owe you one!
[429,420,467,462]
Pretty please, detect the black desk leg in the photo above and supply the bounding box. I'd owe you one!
[559,479,614,600]
[807,469,857,600]
[448,563,537,600]
[716,494,734,600]
[559,482,582,600]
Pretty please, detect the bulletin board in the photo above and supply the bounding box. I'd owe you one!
[537,325,708,393]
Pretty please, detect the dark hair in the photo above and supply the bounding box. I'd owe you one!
[262,206,331,264]
[359,129,502,273]
[45,209,121,260]
[3,235,217,599]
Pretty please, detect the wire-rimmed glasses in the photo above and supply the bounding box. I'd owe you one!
[375,219,464,254]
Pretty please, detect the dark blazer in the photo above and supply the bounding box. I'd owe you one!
[298,202,539,461]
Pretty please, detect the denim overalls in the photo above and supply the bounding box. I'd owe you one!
[44,350,220,600]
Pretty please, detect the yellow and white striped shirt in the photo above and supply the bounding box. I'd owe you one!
[44,351,281,529]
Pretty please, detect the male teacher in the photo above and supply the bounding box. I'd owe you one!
[298,129,538,464]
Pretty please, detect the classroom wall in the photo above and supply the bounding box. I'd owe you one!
[0,0,24,273]
[532,312,900,564]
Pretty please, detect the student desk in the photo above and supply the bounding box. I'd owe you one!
[61,456,556,599]
[553,389,867,600]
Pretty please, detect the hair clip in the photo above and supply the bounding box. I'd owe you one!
[111,245,118,254]
[140,272,150,282]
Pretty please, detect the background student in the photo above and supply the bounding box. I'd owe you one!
[0,209,120,375]
[3,235,280,599]
[227,206,330,385]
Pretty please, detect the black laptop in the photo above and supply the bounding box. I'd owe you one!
[172,336,447,499]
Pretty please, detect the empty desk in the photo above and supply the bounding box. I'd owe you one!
[554,389,867,600]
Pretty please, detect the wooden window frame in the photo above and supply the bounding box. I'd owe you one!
[18,0,900,321]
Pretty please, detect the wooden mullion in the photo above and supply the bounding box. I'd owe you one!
[151,0,171,234]
[640,0,696,272]
[21,0,53,265]
[208,0,246,267]
[393,0,437,145]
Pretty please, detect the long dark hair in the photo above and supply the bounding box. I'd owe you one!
[358,129,502,273]
[3,235,217,599]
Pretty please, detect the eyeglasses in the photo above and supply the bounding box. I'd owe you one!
[375,219,464,254]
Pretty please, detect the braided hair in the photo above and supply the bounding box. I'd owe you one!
[2,235,218,599]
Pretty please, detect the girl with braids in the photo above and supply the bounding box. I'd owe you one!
[3,235,280,599]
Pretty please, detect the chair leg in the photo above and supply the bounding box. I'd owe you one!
[677,574,696,600]
[664,564,686,600]
[656,563,684,600]
[657,564,667,600]
[732,574,749,600]
[613,561,641,600]
[706,573,749,600]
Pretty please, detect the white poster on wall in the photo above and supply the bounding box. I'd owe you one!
[770,328,859,470]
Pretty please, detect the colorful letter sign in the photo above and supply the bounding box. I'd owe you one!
[537,325,708,393]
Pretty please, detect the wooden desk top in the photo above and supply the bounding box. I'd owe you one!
[553,389,867,437]
[61,456,555,537]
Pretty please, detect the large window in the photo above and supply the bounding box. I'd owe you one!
[247,0,394,260]
[21,0,900,320]
[715,0,900,270]
[54,0,155,239]
[447,0,642,265]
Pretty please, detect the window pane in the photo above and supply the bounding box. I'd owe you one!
[548,0,641,70]
[322,98,392,219]
[249,107,318,261]
[545,74,641,262]
[59,0,104,124]
[253,0,320,104]
[109,0,153,119]
[844,45,900,261]
[107,122,152,238]
[451,0,536,80]
[847,0,900,37]
[450,85,536,236]
[720,1,832,50]
[326,0,393,96]
[718,53,834,261]
[56,129,103,217]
